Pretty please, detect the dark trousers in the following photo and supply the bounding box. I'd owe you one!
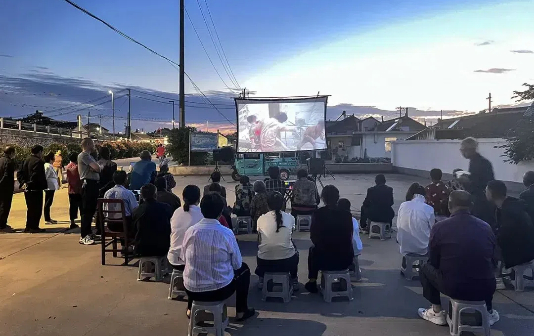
[185,263,251,313]
[0,189,14,228]
[308,246,353,280]
[256,253,299,279]
[69,194,82,222]
[24,190,43,230]
[420,263,493,311]
[81,180,99,238]
[44,190,55,221]
[170,263,185,271]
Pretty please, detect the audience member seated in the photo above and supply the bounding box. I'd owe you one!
[264,166,286,196]
[208,183,232,229]
[397,183,435,256]
[418,190,499,326]
[255,192,299,290]
[133,183,173,257]
[425,168,450,221]
[291,169,319,218]
[129,151,157,190]
[250,180,270,232]
[337,198,362,256]
[203,171,226,198]
[157,163,176,192]
[360,174,395,232]
[181,193,255,321]
[168,185,203,271]
[233,176,254,217]
[155,177,181,212]
[445,168,466,192]
[520,171,534,221]
[305,185,354,293]
[104,171,139,235]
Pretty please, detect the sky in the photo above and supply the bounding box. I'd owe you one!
[1,0,533,133]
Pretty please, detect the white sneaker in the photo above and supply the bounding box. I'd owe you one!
[79,236,95,245]
[488,309,500,326]
[496,278,506,290]
[418,307,447,326]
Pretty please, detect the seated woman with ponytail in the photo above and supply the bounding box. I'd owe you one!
[167,185,203,270]
[255,192,299,290]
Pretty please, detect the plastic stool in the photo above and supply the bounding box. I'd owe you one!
[297,215,312,232]
[236,216,252,234]
[188,301,229,336]
[349,255,362,281]
[320,270,353,302]
[137,256,166,281]
[369,222,391,240]
[262,272,293,303]
[512,260,534,292]
[401,253,428,280]
[168,268,187,299]
[446,299,490,336]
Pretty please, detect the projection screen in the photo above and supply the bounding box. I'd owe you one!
[235,96,328,153]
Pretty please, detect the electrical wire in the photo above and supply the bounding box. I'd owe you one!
[133,94,235,110]
[131,89,234,106]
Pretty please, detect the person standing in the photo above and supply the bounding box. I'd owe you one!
[43,152,60,224]
[18,145,47,233]
[65,152,81,229]
[0,146,16,232]
[52,150,63,187]
[520,171,534,221]
[78,138,101,245]
[129,150,156,190]
[97,147,117,197]
[157,163,176,192]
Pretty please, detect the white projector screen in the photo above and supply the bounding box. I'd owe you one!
[235,96,328,153]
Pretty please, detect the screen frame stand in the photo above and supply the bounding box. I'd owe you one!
[208,161,226,182]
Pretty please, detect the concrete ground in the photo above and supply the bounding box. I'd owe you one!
[1,174,533,336]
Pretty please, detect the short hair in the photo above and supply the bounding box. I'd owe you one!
[3,146,15,156]
[275,112,288,123]
[210,171,221,182]
[69,152,79,163]
[140,150,151,160]
[268,166,280,179]
[31,145,44,155]
[208,182,222,193]
[99,147,111,160]
[449,190,473,208]
[140,183,157,200]
[155,176,167,191]
[461,137,478,150]
[160,164,169,173]
[254,180,266,193]
[375,174,386,185]
[113,170,128,185]
[523,171,534,187]
[321,185,340,206]
[246,115,257,123]
[406,182,426,201]
[81,138,93,150]
[487,180,507,199]
[239,175,250,185]
[183,185,201,211]
[430,168,442,181]
[44,152,55,162]
[200,193,225,219]
[297,169,308,179]
[337,198,351,212]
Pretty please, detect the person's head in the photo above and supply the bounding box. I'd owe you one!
[31,145,44,158]
[44,151,55,163]
[154,177,167,191]
[267,191,285,232]
[297,169,308,180]
[140,183,157,201]
[210,171,221,183]
[81,138,94,152]
[200,193,225,219]
[246,115,257,124]
[375,174,386,185]
[337,198,351,213]
[140,150,151,161]
[268,166,280,179]
[321,185,340,207]
[460,137,478,159]
[523,171,534,188]
[182,185,201,212]
[160,164,169,174]
[452,168,463,177]
[112,170,128,186]
[239,175,250,185]
[208,182,222,194]
[69,152,78,163]
[405,182,426,201]
[275,112,288,123]
[486,180,507,206]
[99,147,111,160]
[448,190,473,214]
[254,180,266,193]
[3,146,15,159]
[430,168,443,182]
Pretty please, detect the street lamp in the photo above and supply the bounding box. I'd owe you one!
[108,90,115,140]
[169,100,175,129]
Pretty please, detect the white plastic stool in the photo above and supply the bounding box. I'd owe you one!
[401,253,428,280]
[369,221,391,240]
[297,215,312,232]
[511,260,534,292]
[262,272,293,303]
[236,216,252,234]
[446,299,490,336]
[349,255,362,281]
[137,256,166,281]
[168,268,187,299]
[320,270,353,302]
[188,300,229,336]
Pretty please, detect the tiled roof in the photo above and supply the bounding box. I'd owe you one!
[326,115,360,134]
[373,116,426,132]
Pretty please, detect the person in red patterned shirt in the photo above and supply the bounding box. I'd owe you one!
[425,169,450,220]
[65,152,82,229]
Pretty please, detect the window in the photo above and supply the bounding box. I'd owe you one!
[385,137,397,152]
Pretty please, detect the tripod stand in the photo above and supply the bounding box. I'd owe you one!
[323,165,336,180]
[208,161,226,182]
[312,174,325,189]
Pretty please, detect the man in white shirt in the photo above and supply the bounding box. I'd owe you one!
[397,183,436,257]
[103,171,138,234]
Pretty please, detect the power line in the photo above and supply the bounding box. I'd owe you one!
[47,94,127,118]
[132,89,234,106]
[133,94,235,110]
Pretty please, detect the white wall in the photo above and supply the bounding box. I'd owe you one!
[362,133,414,158]
[391,138,534,183]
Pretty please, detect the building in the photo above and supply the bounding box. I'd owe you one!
[85,123,109,135]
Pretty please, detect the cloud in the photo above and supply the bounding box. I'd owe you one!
[474,68,515,74]
[34,66,50,70]
[511,50,534,54]
[0,54,14,58]
[475,40,494,46]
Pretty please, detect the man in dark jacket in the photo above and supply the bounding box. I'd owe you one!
[0,146,16,232]
[18,145,47,233]
[486,180,534,269]
[360,174,395,231]
[133,183,173,257]
[155,177,181,212]
[520,171,534,222]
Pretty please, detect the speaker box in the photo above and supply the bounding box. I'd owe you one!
[308,158,324,175]
[212,148,222,162]
[213,146,234,162]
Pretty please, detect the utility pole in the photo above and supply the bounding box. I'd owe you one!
[179,0,185,128]
[487,93,492,113]
[127,89,131,140]
[440,110,443,120]
[87,111,91,137]
[397,106,403,118]
[169,100,175,129]
[98,114,102,135]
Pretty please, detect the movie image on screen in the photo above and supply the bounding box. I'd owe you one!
[235,96,328,153]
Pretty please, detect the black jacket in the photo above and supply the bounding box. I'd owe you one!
[467,153,495,194]
[361,184,395,224]
[520,185,534,223]
[495,197,534,268]
[18,155,47,191]
[133,200,173,257]
[0,156,16,191]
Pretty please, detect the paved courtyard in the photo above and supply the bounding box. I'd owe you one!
[1,174,533,336]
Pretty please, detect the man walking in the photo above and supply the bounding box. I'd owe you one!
[0,146,16,232]
[78,138,101,245]
[18,145,47,233]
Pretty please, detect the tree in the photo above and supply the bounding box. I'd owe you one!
[167,127,207,165]
[502,83,534,164]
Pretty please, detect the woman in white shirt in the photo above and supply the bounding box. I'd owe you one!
[255,191,299,290]
[43,152,60,224]
[167,185,203,270]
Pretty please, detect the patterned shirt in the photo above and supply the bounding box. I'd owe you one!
[292,178,319,206]
[250,192,270,222]
[425,181,450,216]
[104,185,139,218]
[181,218,242,292]
[233,184,254,214]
